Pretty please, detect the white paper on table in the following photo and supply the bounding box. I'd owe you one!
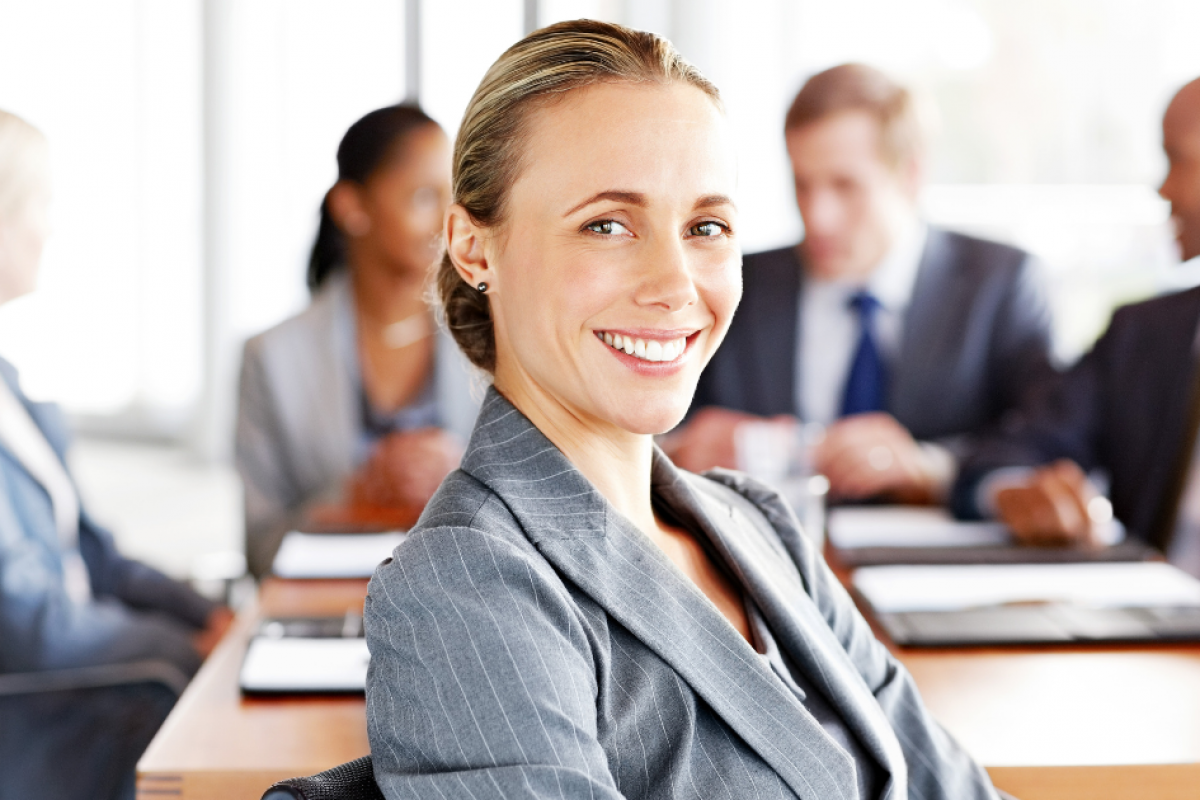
[239,637,370,693]
[271,531,406,579]
[853,561,1200,614]
[828,506,1012,549]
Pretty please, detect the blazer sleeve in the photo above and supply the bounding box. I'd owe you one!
[365,517,625,799]
[710,471,1000,800]
[79,512,217,629]
[236,337,306,578]
[987,251,1056,416]
[951,325,1107,519]
[0,482,204,676]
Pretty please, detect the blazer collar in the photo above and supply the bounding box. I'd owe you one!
[461,389,893,798]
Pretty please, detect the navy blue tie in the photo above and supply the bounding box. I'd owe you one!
[840,290,888,416]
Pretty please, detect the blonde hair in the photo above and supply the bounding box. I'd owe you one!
[0,110,48,220]
[437,19,720,373]
[784,63,923,168]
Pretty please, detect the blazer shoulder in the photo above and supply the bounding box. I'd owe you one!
[243,287,340,365]
[929,227,1034,279]
[1110,284,1200,329]
[391,469,546,577]
[368,469,599,657]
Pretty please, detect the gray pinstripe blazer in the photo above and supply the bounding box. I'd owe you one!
[365,388,999,799]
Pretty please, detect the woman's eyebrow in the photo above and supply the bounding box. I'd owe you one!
[694,193,735,210]
[564,190,646,216]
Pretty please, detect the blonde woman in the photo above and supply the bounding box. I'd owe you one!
[0,109,230,800]
[365,21,1001,800]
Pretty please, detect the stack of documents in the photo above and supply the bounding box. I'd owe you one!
[853,561,1200,646]
[272,530,406,579]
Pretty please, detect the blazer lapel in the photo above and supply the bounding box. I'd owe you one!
[891,228,969,428]
[461,390,859,800]
[658,465,907,789]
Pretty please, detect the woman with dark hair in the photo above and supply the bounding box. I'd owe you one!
[236,104,479,578]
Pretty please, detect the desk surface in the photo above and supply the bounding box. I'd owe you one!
[136,579,372,800]
[139,578,1200,800]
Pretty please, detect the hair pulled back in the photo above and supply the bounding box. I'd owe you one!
[308,104,439,292]
[437,19,720,373]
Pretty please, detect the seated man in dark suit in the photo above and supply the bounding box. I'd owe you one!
[0,108,232,800]
[952,77,1200,577]
[670,64,1054,504]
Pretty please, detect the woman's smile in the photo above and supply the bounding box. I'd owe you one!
[594,328,696,366]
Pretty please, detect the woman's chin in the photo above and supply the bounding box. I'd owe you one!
[607,401,690,438]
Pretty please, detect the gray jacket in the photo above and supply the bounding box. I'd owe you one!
[236,271,481,576]
[365,388,998,799]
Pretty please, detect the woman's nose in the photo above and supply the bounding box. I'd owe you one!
[635,235,698,311]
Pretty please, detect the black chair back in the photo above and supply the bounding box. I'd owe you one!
[261,755,383,800]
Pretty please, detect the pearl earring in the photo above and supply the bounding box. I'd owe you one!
[477,282,488,293]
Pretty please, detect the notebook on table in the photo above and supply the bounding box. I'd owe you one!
[271,530,407,579]
[827,506,1151,566]
[852,561,1200,647]
[239,614,369,695]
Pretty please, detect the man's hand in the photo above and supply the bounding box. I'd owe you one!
[349,428,465,510]
[814,413,946,503]
[663,407,775,473]
[192,606,234,659]
[993,459,1105,546]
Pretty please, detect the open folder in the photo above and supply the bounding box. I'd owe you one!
[239,615,369,694]
[853,561,1200,646]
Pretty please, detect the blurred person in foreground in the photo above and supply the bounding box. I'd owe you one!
[951,77,1200,576]
[670,64,1054,505]
[236,104,479,578]
[0,109,231,800]
[364,21,1003,799]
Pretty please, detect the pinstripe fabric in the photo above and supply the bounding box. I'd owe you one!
[365,388,999,799]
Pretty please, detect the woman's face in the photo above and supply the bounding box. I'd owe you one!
[353,124,451,276]
[0,180,51,305]
[483,80,741,437]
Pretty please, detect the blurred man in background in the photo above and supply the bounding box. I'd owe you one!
[951,77,1200,577]
[671,64,1054,504]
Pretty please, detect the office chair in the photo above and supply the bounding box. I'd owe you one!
[261,755,384,800]
[0,660,189,800]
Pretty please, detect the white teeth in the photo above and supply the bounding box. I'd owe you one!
[599,333,688,363]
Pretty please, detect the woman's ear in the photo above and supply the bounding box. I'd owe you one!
[327,180,372,237]
[445,204,494,292]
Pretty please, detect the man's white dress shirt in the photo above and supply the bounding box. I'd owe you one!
[796,221,928,424]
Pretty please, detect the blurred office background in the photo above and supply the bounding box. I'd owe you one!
[0,0,1198,579]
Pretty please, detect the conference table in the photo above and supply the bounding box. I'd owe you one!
[137,573,1200,800]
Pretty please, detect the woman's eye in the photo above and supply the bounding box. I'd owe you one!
[688,221,728,237]
[585,219,629,236]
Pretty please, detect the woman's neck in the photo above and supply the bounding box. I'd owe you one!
[348,257,428,327]
[494,373,659,537]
